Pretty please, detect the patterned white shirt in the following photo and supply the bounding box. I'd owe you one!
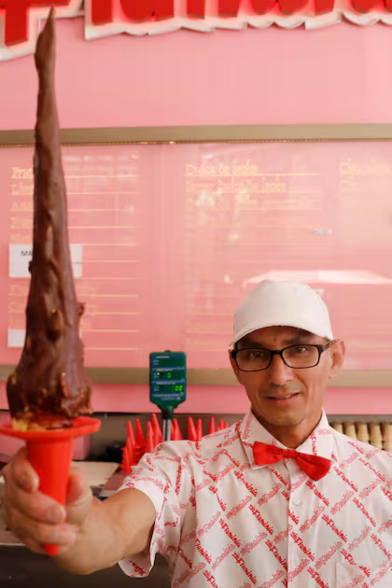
[119,410,392,587]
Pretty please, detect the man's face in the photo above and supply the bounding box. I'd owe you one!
[230,326,345,433]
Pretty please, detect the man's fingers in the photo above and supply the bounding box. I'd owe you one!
[4,503,76,549]
[3,450,66,526]
[4,448,39,493]
[23,537,46,555]
[3,481,65,525]
[66,468,93,526]
[67,467,89,504]
[1,456,93,557]
[2,458,94,557]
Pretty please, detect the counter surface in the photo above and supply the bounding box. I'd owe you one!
[0,505,170,586]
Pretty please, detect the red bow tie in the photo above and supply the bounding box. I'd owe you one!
[253,441,332,481]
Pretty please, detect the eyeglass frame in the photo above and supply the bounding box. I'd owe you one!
[230,341,335,372]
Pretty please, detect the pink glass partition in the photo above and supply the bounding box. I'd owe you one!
[1,140,392,371]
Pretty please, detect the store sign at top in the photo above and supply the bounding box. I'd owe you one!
[1,0,392,61]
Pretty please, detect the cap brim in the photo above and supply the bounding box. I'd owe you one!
[231,320,334,347]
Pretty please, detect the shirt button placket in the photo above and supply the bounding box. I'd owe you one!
[286,464,304,586]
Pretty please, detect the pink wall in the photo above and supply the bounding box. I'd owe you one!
[1,19,391,419]
[1,18,392,129]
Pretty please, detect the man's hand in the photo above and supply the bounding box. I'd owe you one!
[2,448,92,554]
[1,449,156,575]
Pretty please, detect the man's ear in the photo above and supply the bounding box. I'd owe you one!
[328,340,345,380]
[229,350,245,385]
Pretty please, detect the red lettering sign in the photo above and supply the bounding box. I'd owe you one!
[187,0,206,18]
[90,0,174,24]
[188,0,337,17]
[250,0,275,15]
[91,0,114,24]
[314,0,334,14]
[280,0,308,13]
[351,0,392,11]
[351,0,374,9]
[1,0,392,60]
[218,0,241,17]
[0,0,70,45]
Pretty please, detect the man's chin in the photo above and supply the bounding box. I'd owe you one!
[255,404,305,428]
[264,414,304,427]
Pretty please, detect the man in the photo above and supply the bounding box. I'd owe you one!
[2,280,392,587]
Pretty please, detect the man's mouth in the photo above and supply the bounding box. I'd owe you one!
[266,393,300,403]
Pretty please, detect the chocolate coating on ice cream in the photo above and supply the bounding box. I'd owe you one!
[6,11,92,429]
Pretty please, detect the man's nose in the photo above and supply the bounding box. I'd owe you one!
[267,353,294,386]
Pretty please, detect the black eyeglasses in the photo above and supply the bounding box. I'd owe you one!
[231,341,334,372]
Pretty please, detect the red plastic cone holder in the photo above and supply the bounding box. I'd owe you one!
[0,416,100,557]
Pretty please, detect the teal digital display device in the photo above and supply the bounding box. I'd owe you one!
[149,351,187,416]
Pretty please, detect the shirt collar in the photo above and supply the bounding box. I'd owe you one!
[239,409,334,470]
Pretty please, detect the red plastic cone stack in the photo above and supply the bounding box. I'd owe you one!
[196,418,203,441]
[171,419,176,440]
[173,418,183,440]
[127,420,136,448]
[126,421,137,466]
[151,413,163,446]
[188,417,197,441]
[208,416,216,435]
[121,445,130,474]
[174,419,184,440]
[135,418,145,460]
[145,421,155,454]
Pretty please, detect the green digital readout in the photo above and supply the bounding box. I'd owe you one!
[156,371,180,380]
[153,383,184,392]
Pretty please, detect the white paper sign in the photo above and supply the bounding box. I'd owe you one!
[9,244,83,279]
[7,329,26,349]
[8,328,84,349]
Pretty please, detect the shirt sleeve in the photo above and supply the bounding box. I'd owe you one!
[117,442,190,578]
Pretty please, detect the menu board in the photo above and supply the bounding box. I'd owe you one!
[1,140,391,370]
[3,145,157,369]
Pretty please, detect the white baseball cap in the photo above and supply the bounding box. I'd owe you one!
[231,280,333,347]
